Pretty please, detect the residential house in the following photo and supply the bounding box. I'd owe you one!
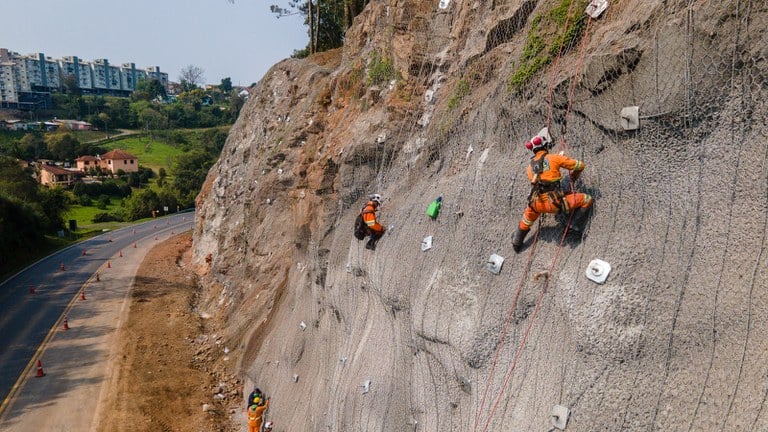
[1,119,26,130]
[75,155,99,173]
[54,119,93,130]
[100,149,138,174]
[76,149,139,174]
[39,163,78,187]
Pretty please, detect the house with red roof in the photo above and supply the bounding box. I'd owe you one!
[39,163,79,187]
[75,149,138,174]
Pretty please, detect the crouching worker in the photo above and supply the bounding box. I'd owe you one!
[247,396,270,432]
[360,194,386,250]
[512,135,593,253]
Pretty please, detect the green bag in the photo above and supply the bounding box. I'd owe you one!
[426,196,442,219]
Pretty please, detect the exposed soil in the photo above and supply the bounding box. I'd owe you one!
[96,233,240,432]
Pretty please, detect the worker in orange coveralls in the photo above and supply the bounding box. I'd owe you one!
[247,397,269,432]
[361,194,385,250]
[512,135,593,253]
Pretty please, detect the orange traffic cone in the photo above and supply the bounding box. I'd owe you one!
[80,290,86,301]
[60,262,65,271]
[29,285,36,294]
[35,360,45,377]
[63,316,70,330]
[96,273,100,282]
[119,250,123,257]
[107,260,111,268]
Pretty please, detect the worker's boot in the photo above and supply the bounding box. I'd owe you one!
[512,228,530,253]
[366,234,379,250]
[568,207,592,233]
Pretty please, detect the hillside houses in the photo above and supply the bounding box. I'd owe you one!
[75,149,138,174]
[32,148,138,187]
[39,163,78,187]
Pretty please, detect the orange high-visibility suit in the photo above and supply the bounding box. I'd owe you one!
[247,399,269,432]
[361,200,385,250]
[362,201,384,233]
[518,150,592,231]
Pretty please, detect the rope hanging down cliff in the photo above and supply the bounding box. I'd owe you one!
[473,6,596,431]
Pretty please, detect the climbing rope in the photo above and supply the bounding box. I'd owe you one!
[473,3,595,430]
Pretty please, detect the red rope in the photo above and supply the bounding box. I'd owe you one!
[473,225,541,431]
[480,212,576,432]
[475,8,596,431]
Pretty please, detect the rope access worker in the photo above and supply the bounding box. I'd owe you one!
[512,135,593,253]
[247,396,270,432]
[246,387,263,410]
[361,194,386,250]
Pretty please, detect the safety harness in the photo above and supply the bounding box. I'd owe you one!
[527,154,569,214]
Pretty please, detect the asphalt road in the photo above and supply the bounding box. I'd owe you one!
[0,212,195,423]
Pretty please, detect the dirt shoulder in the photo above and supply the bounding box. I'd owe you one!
[96,233,240,432]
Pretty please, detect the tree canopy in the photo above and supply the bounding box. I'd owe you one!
[270,0,371,56]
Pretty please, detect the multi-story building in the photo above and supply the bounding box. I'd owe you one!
[60,56,93,90]
[0,61,19,105]
[0,48,170,108]
[146,66,168,89]
[121,62,139,92]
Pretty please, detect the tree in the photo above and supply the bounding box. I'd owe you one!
[179,65,205,89]
[62,74,81,96]
[124,188,160,220]
[45,133,79,161]
[271,0,367,54]
[228,91,246,122]
[133,79,167,101]
[220,77,233,93]
[172,149,215,204]
[37,187,69,231]
[0,156,39,201]
[17,133,48,160]
[97,112,111,135]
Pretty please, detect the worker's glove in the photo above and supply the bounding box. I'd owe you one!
[571,170,581,183]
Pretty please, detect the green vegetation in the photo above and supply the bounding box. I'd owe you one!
[508,0,589,92]
[101,137,182,172]
[271,0,370,56]
[366,50,399,87]
[0,156,70,278]
[447,79,471,111]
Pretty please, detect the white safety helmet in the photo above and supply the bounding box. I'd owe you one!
[369,194,382,205]
[264,421,274,430]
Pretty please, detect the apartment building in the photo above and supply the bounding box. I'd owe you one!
[60,56,93,90]
[0,61,19,105]
[0,48,169,107]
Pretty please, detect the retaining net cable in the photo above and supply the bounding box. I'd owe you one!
[473,8,596,431]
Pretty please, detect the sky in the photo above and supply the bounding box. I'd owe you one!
[1,0,308,87]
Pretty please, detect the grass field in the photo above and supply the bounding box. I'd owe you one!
[102,137,183,172]
[67,201,123,226]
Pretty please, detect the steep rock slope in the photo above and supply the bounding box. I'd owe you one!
[193,1,768,430]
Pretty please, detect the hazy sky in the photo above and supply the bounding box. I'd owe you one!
[1,0,308,86]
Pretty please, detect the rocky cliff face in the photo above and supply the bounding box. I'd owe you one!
[192,1,768,430]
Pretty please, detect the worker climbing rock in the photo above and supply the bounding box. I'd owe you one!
[361,194,386,250]
[512,134,593,253]
[246,387,263,410]
[247,396,270,432]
